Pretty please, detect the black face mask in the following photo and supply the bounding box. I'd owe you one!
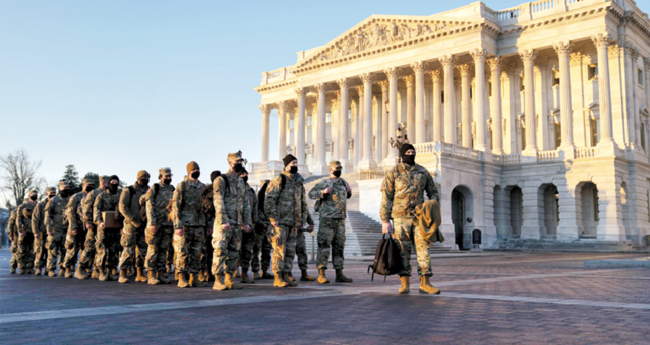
[162,178,172,185]
[191,171,200,179]
[233,163,243,173]
[138,179,149,187]
[48,194,56,199]
[402,154,416,165]
[289,166,298,174]
[60,190,70,198]
[242,176,248,183]
[108,184,118,193]
[30,196,38,201]
[85,185,94,192]
[333,170,342,178]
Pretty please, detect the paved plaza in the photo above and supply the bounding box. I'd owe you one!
[1,249,649,344]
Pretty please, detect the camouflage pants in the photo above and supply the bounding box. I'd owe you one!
[95,227,120,271]
[211,224,242,275]
[46,234,65,273]
[62,228,86,269]
[200,231,213,272]
[9,237,17,269]
[17,232,35,270]
[78,224,96,271]
[393,217,432,277]
[33,234,47,269]
[239,228,256,271]
[144,225,172,272]
[173,226,205,274]
[317,218,346,270]
[296,231,309,271]
[251,224,272,273]
[167,242,174,268]
[267,225,297,275]
[118,223,147,270]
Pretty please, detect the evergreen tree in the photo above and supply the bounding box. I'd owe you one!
[82,172,100,189]
[60,164,81,193]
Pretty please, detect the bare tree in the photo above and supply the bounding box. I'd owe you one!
[0,149,46,208]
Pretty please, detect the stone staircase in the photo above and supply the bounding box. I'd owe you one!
[494,238,645,253]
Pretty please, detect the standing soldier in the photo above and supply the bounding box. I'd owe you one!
[171,161,207,288]
[252,180,274,280]
[237,167,258,284]
[45,182,72,277]
[212,152,251,290]
[264,154,312,288]
[7,209,18,274]
[16,191,38,274]
[380,144,440,295]
[62,179,94,279]
[117,171,150,284]
[94,175,122,282]
[33,187,56,275]
[78,176,109,279]
[292,213,315,282]
[144,168,175,285]
[198,170,221,283]
[308,161,353,284]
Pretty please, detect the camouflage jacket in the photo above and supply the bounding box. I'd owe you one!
[380,163,439,222]
[172,179,206,229]
[32,200,49,235]
[45,194,71,234]
[145,183,174,227]
[213,171,251,227]
[119,183,149,228]
[16,200,37,234]
[308,177,351,219]
[93,190,120,225]
[7,210,17,238]
[82,188,104,225]
[66,191,87,230]
[246,184,259,225]
[264,170,309,228]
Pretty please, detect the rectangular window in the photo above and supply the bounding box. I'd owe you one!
[306,115,312,127]
[554,123,561,149]
[641,123,646,152]
[552,70,560,86]
[639,69,644,86]
[521,124,526,150]
[441,91,444,103]
[588,65,598,81]
[469,87,473,100]
[519,76,525,92]
[593,189,599,222]
[488,82,492,97]
[590,119,600,147]
[326,112,332,124]
[289,119,294,130]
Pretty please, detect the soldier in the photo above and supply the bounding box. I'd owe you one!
[198,170,221,283]
[237,167,258,284]
[62,179,94,279]
[308,161,353,284]
[78,176,109,279]
[252,180,273,280]
[16,191,38,274]
[33,187,56,275]
[292,212,315,282]
[212,152,252,290]
[117,170,150,284]
[44,182,72,277]
[94,175,122,281]
[380,144,440,295]
[264,154,312,288]
[7,209,18,274]
[171,161,207,288]
[144,167,175,285]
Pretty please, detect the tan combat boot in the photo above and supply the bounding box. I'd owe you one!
[58,268,65,277]
[175,271,181,281]
[198,270,207,282]
[234,268,241,278]
[190,273,207,287]
[74,268,87,280]
[213,274,228,291]
[282,272,298,287]
[91,268,99,279]
[335,269,353,283]
[158,271,171,284]
[177,272,189,288]
[419,276,440,295]
[253,271,261,280]
[240,271,254,284]
[261,271,274,279]
[225,273,243,290]
[398,276,410,294]
[18,269,26,275]
[147,271,161,285]
[127,267,134,278]
[35,268,42,276]
[118,269,129,283]
[300,269,316,282]
[317,268,329,284]
[10,267,16,274]
[273,274,288,288]
[48,270,57,277]
[99,268,109,282]
[135,268,147,283]
[64,268,74,278]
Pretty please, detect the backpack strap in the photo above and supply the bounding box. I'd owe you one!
[217,175,230,197]
[279,174,286,194]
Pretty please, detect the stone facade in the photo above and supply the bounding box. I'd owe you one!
[253,0,650,249]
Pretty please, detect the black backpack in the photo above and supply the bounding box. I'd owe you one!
[200,183,216,218]
[367,233,404,282]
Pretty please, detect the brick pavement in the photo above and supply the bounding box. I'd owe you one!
[0,249,649,344]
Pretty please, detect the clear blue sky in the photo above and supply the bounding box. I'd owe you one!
[0,0,521,196]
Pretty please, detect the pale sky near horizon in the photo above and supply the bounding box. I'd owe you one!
[0,0,522,202]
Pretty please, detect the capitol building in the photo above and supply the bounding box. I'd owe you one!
[252,0,650,251]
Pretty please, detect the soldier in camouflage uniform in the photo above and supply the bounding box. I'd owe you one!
[94,175,122,282]
[380,144,440,295]
[16,191,38,274]
[45,182,72,277]
[171,161,207,288]
[292,213,315,282]
[237,168,258,284]
[7,209,18,274]
[117,170,150,284]
[33,187,56,275]
[308,161,353,284]
[198,170,221,283]
[212,152,252,290]
[144,167,175,285]
[252,180,274,280]
[264,154,312,288]
[78,176,109,279]
[62,179,94,279]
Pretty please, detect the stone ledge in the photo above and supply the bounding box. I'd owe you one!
[584,257,650,268]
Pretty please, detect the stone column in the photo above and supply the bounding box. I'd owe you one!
[440,56,457,145]
[458,64,471,148]
[260,104,270,162]
[313,84,328,175]
[384,67,399,165]
[359,72,377,170]
[411,61,426,144]
[331,92,340,161]
[520,49,538,155]
[379,81,389,162]
[593,34,615,149]
[554,41,575,157]
[337,78,351,171]
[374,91,383,164]
[277,101,287,160]
[429,70,442,142]
[471,49,488,152]
[355,86,364,169]
[403,75,415,142]
[295,88,306,172]
[311,103,318,157]
[487,58,503,154]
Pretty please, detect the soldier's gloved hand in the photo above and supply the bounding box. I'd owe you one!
[175,228,184,236]
[243,224,251,233]
[308,224,314,233]
[86,223,93,230]
[47,231,53,236]
[346,185,352,193]
[382,222,393,234]
[149,225,157,234]
[18,233,24,238]
[99,222,105,229]
[71,229,77,235]
[206,228,213,235]
[271,220,279,228]
[323,187,333,195]
[34,233,39,239]
[133,220,141,228]
[222,222,231,230]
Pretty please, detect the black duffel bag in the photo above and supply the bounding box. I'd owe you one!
[368,233,404,282]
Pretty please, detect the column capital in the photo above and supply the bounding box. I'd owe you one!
[294,87,306,96]
[314,83,326,92]
[311,102,318,112]
[553,41,573,56]
[277,100,287,112]
[403,75,414,86]
[644,57,650,71]
[428,69,442,81]
[470,48,488,62]
[355,85,364,95]
[259,104,271,115]
[570,52,583,65]
[383,67,399,78]
[378,80,389,91]
[336,78,349,88]
[359,72,374,83]
[439,55,456,67]
[519,49,537,63]
[456,64,471,76]
[410,61,427,73]
[624,43,640,60]
[487,57,502,71]
[591,33,611,49]
[334,90,341,101]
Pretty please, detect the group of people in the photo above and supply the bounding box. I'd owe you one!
[7,144,442,294]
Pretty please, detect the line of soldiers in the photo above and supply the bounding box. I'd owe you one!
[6,151,356,290]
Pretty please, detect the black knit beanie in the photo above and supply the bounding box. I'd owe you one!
[210,170,221,183]
[283,154,297,167]
[399,143,415,158]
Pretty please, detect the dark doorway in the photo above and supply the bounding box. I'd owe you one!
[452,189,465,250]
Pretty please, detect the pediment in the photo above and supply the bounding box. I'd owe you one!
[640,105,649,117]
[293,15,483,74]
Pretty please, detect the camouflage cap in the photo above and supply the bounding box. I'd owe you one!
[136,170,149,180]
[82,178,95,186]
[159,167,172,177]
[27,190,38,197]
[58,181,70,190]
[329,160,342,169]
[99,175,110,183]
[228,150,243,163]
[46,187,56,194]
